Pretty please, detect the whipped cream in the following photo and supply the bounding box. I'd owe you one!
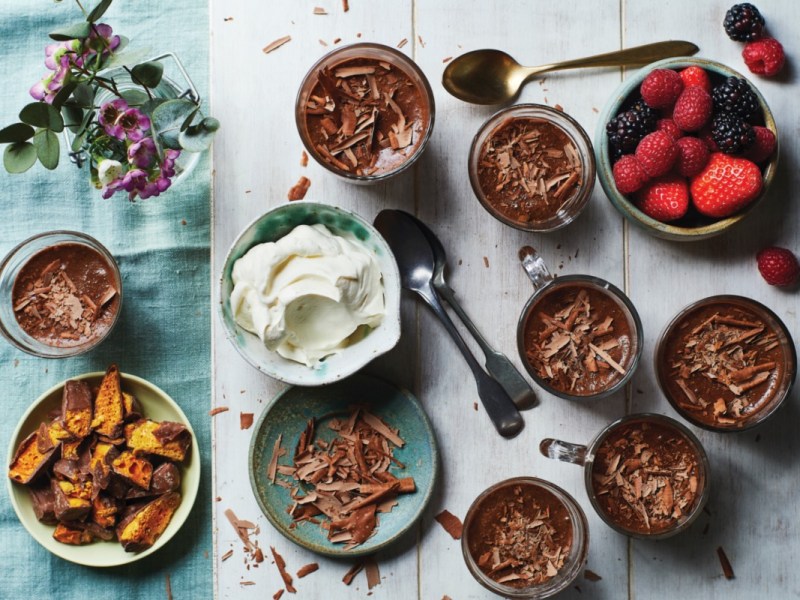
[230,223,385,367]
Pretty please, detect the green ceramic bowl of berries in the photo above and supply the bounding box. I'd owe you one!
[595,57,778,241]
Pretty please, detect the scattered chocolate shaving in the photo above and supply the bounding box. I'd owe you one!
[224,508,263,566]
[434,510,463,540]
[287,176,311,201]
[554,104,564,112]
[313,6,327,14]
[273,590,284,600]
[418,35,426,47]
[240,412,254,430]
[268,434,284,484]
[297,562,319,578]
[319,39,328,47]
[300,151,308,167]
[584,569,602,582]
[365,557,381,589]
[262,36,291,54]
[271,546,296,593]
[333,37,342,44]
[342,0,349,11]
[717,546,735,579]
[482,256,489,268]
[442,56,453,63]
[342,562,364,585]
[221,549,234,561]
[241,581,255,586]
[165,574,172,600]
[223,17,233,21]
[397,38,408,48]
[209,406,229,416]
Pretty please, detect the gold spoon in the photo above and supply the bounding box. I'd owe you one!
[442,40,699,105]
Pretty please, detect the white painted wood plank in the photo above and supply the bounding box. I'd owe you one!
[625,1,800,598]
[210,1,418,598]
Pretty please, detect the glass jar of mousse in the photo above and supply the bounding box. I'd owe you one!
[295,43,435,184]
[469,104,596,232]
[462,477,589,598]
[0,231,122,358]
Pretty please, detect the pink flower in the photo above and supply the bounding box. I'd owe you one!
[99,99,129,138]
[121,168,148,195]
[127,137,157,168]
[116,108,151,142]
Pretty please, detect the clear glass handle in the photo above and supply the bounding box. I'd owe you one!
[518,245,553,291]
[540,438,587,466]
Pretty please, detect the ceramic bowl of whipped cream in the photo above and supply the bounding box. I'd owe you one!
[220,202,401,386]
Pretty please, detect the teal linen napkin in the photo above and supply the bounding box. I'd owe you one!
[0,1,212,598]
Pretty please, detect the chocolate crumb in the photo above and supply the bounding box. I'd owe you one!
[717,546,735,579]
[333,37,342,44]
[584,569,602,582]
[473,402,478,412]
[240,412,254,430]
[342,0,349,11]
[434,509,463,539]
[287,176,311,201]
[223,17,233,21]
[554,104,564,112]
[442,56,453,63]
[181,219,187,225]
[319,39,328,47]
[313,6,327,14]
[300,151,308,167]
[482,256,489,268]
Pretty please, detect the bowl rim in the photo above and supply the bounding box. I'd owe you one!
[6,371,201,567]
[218,201,402,386]
[595,56,779,241]
[247,372,440,557]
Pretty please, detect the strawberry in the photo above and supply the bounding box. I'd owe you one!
[640,69,684,109]
[656,118,683,141]
[675,136,710,177]
[672,86,713,132]
[635,175,690,222]
[635,131,679,177]
[612,154,650,194]
[743,126,776,163]
[689,153,762,218]
[679,66,712,92]
[757,247,800,286]
[742,38,785,76]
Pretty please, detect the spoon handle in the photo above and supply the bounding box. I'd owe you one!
[524,40,699,77]
[415,285,524,438]
[436,284,537,411]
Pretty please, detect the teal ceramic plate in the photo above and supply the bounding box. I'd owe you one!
[249,374,439,557]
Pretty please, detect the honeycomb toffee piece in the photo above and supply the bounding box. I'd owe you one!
[61,380,93,438]
[92,364,125,440]
[29,484,58,524]
[11,242,119,348]
[591,419,704,535]
[522,284,635,396]
[53,522,93,546]
[51,478,93,522]
[111,451,153,490]
[466,481,574,588]
[659,299,793,430]
[8,430,58,485]
[124,420,191,462]
[116,492,182,552]
[126,462,181,500]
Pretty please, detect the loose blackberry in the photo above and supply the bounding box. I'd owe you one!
[711,77,760,119]
[606,108,656,162]
[723,3,765,42]
[711,114,756,154]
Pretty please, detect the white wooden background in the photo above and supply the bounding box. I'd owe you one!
[210,1,800,598]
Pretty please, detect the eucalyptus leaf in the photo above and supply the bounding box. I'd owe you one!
[4,142,37,173]
[178,121,218,152]
[180,105,200,132]
[72,83,94,108]
[62,105,84,133]
[49,21,91,41]
[152,99,197,150]
[71,131,87,153]
[120,88,149,106]
[0,123,35,144]
[33,129,60,170]
[19,103,64,132]
[141,98,168,116]
[200,117,220,132]
[86,0,113,23]
[101,47,152,70]
[131,61,164,88]
[51,81,78,109]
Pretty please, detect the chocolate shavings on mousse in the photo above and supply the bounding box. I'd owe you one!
[269,408,415,550]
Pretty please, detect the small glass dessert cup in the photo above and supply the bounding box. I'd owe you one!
[295,43,435,184]
[468,104,595,232]
[516,246,642,400]
[461,477,589,599]
[541,414,710,540]
[656,295,796,432]
[0,231,122,358]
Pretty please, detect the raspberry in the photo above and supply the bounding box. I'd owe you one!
[640,69,684,109]
[757,247,800,286]
[656,118,683,141]
[724,3,765,42]
[612,155,650,194]
[675,137,710,177]
[742,38,786,76]
[635,175,690,222]
[635,131,679,177]
[743,126,776,163]
[672,86,713,132]
[679,66,712,92]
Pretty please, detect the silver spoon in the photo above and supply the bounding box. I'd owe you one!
[402,212,538,411]
[374,209,524,439]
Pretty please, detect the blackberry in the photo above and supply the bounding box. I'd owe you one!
[606,105,656,162]
[711,114,756,154]
[723,3,765,42]
[629,99,658,130]
[711,77,760,119]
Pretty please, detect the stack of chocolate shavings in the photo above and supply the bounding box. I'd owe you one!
[270,407,415,550]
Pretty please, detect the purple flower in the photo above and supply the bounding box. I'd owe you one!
[121,168,148,194]
[29,65,70,104]
[101,178,124,199]
[116,108,151,142]
[45,40,82,70]
[83,23,121,64]
[161,149,180,178]
[127,137,157,168]
[98,99,129,138]
[29,80,46,101]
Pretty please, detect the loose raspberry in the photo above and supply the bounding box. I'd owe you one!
[742,38,786,76]
[672,86,713,132]
[656,118,683,141]
[675,137,710,177]
[690,153,762,218]
[757,247,800,286]
[640,69,684,109]
[635,175,690,222]
[612,154,650,194]
[744,126,777,163]
[679,66,712,92]
[635,131,679,177]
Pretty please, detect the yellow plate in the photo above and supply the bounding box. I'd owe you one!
[6,372,200,567]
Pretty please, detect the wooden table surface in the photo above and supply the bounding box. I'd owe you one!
[210,1,800,597]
